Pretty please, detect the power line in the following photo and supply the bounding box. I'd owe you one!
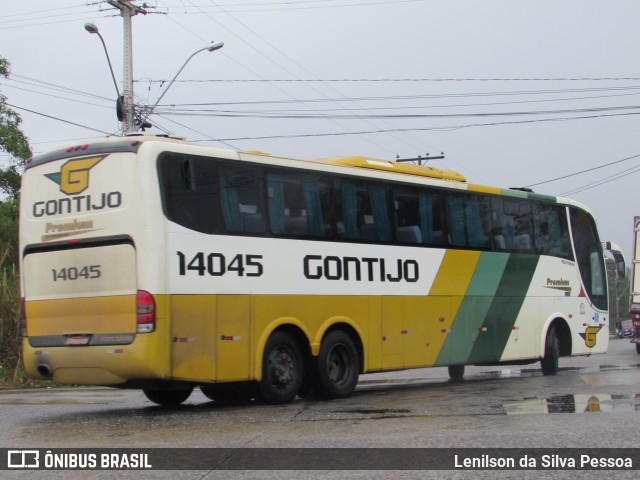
[10,74,112,101]
[560,164,640,197]
[2,3,90,19]
[526,152,640,188]
[163,0,426,14]
[6,103,116,136]
[192,111,640,142]
[0,82,114,110]
[173,0,399,156]
[153,85,640,107]
[140,76,640,83]
[154,104,640,119]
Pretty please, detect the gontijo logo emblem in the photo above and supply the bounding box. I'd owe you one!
[45,156,104,195]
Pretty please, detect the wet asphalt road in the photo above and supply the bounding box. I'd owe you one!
[0,338,639,479]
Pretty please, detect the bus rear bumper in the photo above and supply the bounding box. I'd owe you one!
[22,337,168,386]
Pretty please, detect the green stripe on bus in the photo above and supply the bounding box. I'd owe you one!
[466,254,540,364]
[436,252,510,366]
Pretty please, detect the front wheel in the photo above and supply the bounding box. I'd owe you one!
[541,326,559,375]
[448,364,465,382]
[143,387,193,406]
[317,330,359,399]
[257,331,303,404]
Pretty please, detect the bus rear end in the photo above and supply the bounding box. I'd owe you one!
[19,138,167,386]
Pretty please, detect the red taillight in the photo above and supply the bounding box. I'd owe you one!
[20,298,27,337]
[136,290,155,334]
[66,144,89,153]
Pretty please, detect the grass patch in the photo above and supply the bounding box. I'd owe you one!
[0,243,26,385]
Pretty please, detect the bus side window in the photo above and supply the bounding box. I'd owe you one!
[446,193,490,249]
[158,155,222,234]
[266,170,331,238]
[393,187,444,246]
[220,165,265,234]
[367,185,391,242]
[532,204,572,259]
[336,179,391,242]
[492,198,516,251]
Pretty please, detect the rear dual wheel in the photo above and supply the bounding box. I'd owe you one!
[317,330,359,399]
[258,331,304,404]
[258,329,360,403]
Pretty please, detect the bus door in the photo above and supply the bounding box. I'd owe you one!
[569,208,608,353]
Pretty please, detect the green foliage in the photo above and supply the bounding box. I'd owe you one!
[0,54,31,385]
[0,244,24,384]
[1,56,32,166]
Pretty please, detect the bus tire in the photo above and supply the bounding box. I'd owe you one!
[636,343,640,355]
[143,387,193,406]
[448,364,465,382]
[317,330,359,399]
[257,331,303,404]
[541,326,559,375]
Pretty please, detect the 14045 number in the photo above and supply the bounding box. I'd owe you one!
[177,251,263,277]
[52,265,101,282]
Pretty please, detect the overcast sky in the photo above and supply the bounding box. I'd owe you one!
[2,0,639,264]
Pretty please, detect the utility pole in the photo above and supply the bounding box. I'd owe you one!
[395,153,445,166]
[106,0,147,133]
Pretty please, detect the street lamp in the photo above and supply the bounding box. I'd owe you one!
[137,41,224,131]
[84,23,124,125]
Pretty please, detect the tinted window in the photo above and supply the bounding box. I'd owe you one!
[266,170,332,238]
[158,154,265,235]
[446,193,491,249]
[335,178,391,242]
[158,153,579,262]
[570,208,607,310]
[158,154,222,234]
[393,187,445,245]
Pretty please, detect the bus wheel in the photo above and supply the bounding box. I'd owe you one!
[317,330,359,399]
[258,331,303,404]
[636,343,640,355]
[143,387,193,406]
[541,326,559,375]
[448,364,465,382]
[200,382,253,403]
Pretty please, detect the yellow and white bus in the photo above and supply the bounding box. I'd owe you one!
[20,133,610,405]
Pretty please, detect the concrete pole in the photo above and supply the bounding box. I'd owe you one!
[106,0,146,134]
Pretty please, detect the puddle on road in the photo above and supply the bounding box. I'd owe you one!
[0,388,125,405]
[332,408,411,417]
[504,393,640,414]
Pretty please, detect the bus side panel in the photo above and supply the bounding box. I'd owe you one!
[170,294,217,381]
[216,295,252,381]
[403,296,449,368]
[428,249,480,366]
[169,294,254,382]
[437,252,509,366]
[466,254,540,364]
[380,297,403,369]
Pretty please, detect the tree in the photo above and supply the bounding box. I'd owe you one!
[0,55,32,384]
[1,55,32,263]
